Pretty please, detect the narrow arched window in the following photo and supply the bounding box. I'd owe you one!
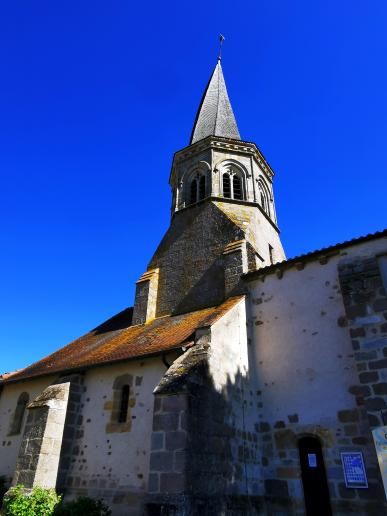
[9,392,29,435]
[118,385,130,423]
[259,180,271,216]
[260,191,267,213]
[198,175,206,201]
[190,179,197,204]
[233,176,243,200]
[223,174,231,198]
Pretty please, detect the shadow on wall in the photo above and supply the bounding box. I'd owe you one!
[171,261,225,316]
[145,335,299,516]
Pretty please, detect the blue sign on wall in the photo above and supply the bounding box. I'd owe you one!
[341,452,368,488]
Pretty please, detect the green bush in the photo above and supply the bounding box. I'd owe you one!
[54,496,111,516]
[3,484,61,516]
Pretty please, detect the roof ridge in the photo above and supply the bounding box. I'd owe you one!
[213,61,221,136]
[244,228,387,280]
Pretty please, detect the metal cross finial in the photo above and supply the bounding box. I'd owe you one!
[218,34,225,61]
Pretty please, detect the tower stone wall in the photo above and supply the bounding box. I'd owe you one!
[144,195,284,318]
[147,200,243,317]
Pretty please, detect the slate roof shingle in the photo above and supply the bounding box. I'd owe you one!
[190,61,240,144]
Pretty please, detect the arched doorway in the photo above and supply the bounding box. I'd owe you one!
[298,436,332,516]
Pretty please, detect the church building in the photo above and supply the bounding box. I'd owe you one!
[1,57,387,515]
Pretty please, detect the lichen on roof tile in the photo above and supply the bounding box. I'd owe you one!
[2,296,244,383]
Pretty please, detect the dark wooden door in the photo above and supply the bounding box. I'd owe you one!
[299,436,332,516]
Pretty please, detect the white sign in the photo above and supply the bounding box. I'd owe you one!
[372,425,387,500]
[341,452,368,488]
[308,453,317,467]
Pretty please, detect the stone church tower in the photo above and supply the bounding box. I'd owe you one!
[133,59,285,324]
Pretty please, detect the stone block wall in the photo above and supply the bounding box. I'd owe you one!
[338,256,387,429]
[147,371,262,515]
[246,241,387,515]
[185,372,261,515]
[223,240,248,297]
[132,280,151,326]
[213,200,285,266]
[132,269,159,325]
[12,406,49,488]
[11,381,70,490]
[148,201,243,317]
[56,374,85,493]
[147,393,188,506]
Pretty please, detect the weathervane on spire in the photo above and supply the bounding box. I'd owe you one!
[218,34,225,62]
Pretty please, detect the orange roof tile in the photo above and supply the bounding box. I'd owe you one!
[0,371,23,381]
[2,296,244,384]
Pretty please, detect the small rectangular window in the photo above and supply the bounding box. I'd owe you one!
[118,385,130,423]
[268,244,274,265]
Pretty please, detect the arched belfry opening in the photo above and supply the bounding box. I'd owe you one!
[187,174,206,206]
[220,166,245,201]
[258,178,271,217]
[190,178,197,204]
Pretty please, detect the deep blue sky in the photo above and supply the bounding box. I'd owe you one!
[1,1,386,373]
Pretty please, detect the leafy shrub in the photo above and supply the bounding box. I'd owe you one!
[3,484,61,516]
[54,496,111,516]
